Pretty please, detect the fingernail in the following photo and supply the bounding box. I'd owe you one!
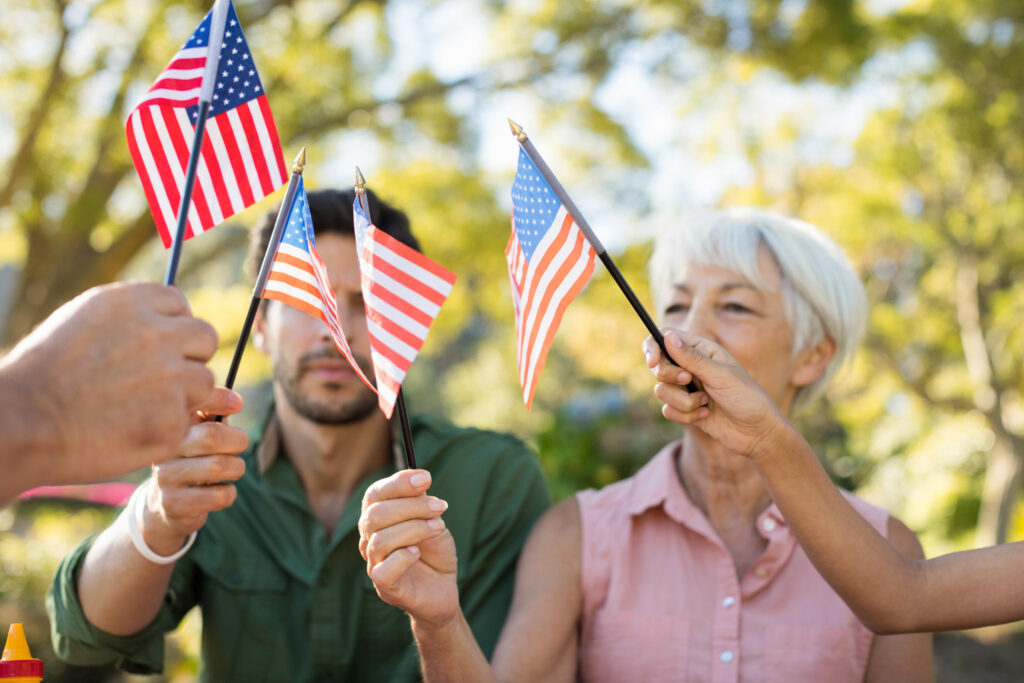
[701,395,709,406]
[428,498,448,512]
[427,517,445,530]
[668,332,683,348]
[677,371,689,384]
[410,472,430,487]
[408,545,421,556]
[645,350,653,366]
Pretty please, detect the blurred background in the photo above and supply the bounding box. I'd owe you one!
[2,0,1023,679]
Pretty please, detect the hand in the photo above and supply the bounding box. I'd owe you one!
[139,388,248,554]
[359,470,458,630]
[643,329,790,458]
[0,281,219,486]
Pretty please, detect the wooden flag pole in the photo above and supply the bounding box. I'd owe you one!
[212,147,306,422]
[507,119,700,393]
[355,167,418,470]
[163,0,230,286]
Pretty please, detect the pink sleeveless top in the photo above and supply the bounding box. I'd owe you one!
[576,442,889,683]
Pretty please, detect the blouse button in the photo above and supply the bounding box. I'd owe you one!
[720,650,735,663]
[762,518,777,532]
[721,596,735,608]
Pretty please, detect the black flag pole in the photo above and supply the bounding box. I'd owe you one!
[355,167,418,470]
[507,119,701,393]
[163,0,230,286]
[212,147,306,422]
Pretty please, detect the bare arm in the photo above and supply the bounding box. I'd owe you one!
[862,518,933,682]
[78,389,247,635]
[646,328,1024,632]
[360,475,582,683]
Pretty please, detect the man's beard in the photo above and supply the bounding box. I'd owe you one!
[274,347,378,425]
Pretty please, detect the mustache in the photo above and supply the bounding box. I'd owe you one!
[297,347,373,376]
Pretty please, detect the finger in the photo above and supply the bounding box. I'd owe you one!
[154,453,246,488]
[654,382,709,413]
[642,336,661,368]
[652,357,694,386]
[182,361,217,410]
[158,482,238,518]
[366,518,447,566]
[368,546,421,595]
[135,282,192,317]
[178,422,250,458]
[193,387,244,422]
[362,469,432,508]
[171,317,219,362]
[360,496,448,540]
[662,402,711,425]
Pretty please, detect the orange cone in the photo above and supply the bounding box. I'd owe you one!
[0,624,43,682]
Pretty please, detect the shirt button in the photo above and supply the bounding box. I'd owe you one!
[722,596,735,608]
[762,518,777,532]
[720,650,735,663]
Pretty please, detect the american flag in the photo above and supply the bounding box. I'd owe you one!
[353,197,456,418]
[262,179,377,393]
[126,1,286,248]
[506,149,596,408]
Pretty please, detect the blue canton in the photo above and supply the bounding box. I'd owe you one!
[279,179,315,254]
[511,149,561,262]
[185,1,265,123]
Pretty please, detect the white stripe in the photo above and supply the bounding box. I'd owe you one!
[520,240,592,394]
[153,67,205,81]
[368,236,454,296]
[226,108,262,200]
[170,47,208,61]
[204,119,246,213]
[365,291,430,340]
[366,267,442,318]
[247,99,284,188]
[129,109,176,235]
[173,110,224,233]
[137,88,200,105]
[263,280,325,313]
[270,260,318,287]
[370,350,407,390]
[377,383,398,414]
[149,108,202,232]
[368,319,417,363]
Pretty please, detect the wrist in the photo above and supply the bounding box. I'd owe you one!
[747,408,799,466]
[410,608,464,642]
[134,484,191,556]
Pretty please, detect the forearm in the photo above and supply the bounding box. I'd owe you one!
[751,423,924,632]
[0,366,60,502]
[412,611,498,683]
[77,510,180,635]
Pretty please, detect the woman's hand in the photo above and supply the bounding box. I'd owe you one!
[359,470,459,631]
[643,329,791,459]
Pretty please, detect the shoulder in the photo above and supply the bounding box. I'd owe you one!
[413,413,540,473]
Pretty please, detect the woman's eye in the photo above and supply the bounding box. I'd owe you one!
[722,302,752,314]
[664,303,690,316]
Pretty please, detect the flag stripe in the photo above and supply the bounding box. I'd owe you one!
[127,109,175,246]
[172,110,219,231]
[252,98,285,189]
[203,121,247,214]
[365,245,452,308]
[369,230,457,293]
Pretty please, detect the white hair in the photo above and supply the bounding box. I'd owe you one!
[649,207,867,412]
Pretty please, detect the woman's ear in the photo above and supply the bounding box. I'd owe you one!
[791,336,837,388]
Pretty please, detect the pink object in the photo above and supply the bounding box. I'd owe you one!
[18,483,137,507]
[576,442,889,683]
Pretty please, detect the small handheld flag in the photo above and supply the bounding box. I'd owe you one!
[126,0,285,282]
[352,185,457,418]
[507,119,699,404]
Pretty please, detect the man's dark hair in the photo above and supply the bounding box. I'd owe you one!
[247,187,421,281]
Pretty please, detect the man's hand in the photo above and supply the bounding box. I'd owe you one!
[139,388,248,555]
[359,470,458,630]
[0,281,219,489]
[643,329,791,459]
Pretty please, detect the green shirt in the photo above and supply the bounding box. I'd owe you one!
[47,412,549,682]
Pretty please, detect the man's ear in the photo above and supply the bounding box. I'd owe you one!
[252,304,268,353]
[791,336,837,388]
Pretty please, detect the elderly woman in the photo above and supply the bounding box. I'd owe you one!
[358,208,934,681]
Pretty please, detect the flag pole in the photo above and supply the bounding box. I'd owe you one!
[212,147,306,422]
[507,119,700,392]
[163,0,231,286]
[355,167,418,470]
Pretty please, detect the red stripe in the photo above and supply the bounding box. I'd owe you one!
[374,367,402,395]
[148,77,203,92]
[256,96,286,181]
[164,56,206,70]
[369,312,425,352]
[138,108,182,241]
[372,229,456,285]
[267,272,320,300]
[273,252,315,273]
[368,248,449,307]
[235,103,274,195]
[515,213,577,357]
[163,109,214,233]
[364,279,432,328]
[126,116,171,247]
[209,116,256,206]
[196,131,232,220]
[263,290,324,320]
[369,331,414,373]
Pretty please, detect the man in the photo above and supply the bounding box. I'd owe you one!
[0,281,218,503]
[47,188,550,682]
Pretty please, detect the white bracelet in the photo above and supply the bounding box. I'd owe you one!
[125,480,197,565]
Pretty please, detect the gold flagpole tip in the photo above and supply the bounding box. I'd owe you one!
[292,147,306,174]
[507,118,527,142]
[354,166,366,192]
